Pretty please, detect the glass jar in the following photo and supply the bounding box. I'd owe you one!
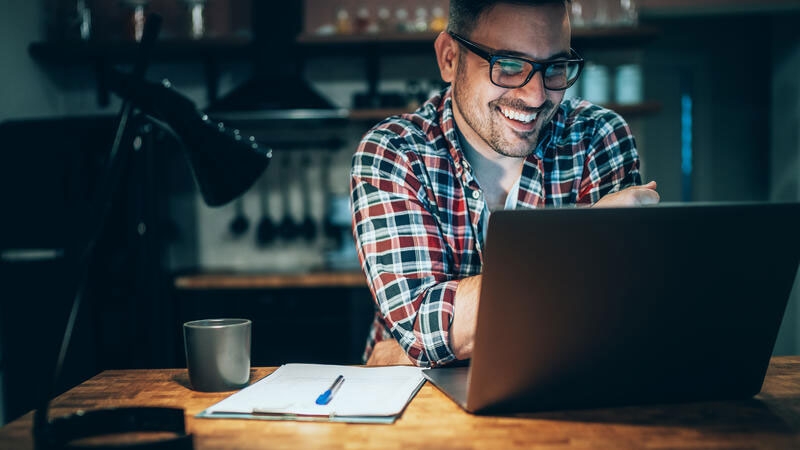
[120,0,149,41]
[184,0,207,39]
[570,0,585,29]
[48,0,92,41]
[619,0,639,26]
[429,6,447,33]
[582,63,610,104]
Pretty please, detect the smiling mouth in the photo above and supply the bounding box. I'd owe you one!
[498,106,538,124]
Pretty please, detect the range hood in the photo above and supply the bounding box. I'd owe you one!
[206,3,348,121]
[206,76,348,121]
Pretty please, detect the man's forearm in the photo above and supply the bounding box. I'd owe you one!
[450,275,482,360]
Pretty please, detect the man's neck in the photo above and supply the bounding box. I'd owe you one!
[456,126,524,211]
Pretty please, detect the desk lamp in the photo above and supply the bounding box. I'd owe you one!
[32,14,271,450]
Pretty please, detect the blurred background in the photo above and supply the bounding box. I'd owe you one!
[0,0,798,425]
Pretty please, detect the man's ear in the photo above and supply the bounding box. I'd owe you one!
[434,31,459,84]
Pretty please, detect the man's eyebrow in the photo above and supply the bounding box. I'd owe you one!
[496,48,572,61]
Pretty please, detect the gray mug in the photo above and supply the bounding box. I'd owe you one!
[183,318,252,392]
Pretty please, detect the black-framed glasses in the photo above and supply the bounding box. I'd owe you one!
[449,32,584,91]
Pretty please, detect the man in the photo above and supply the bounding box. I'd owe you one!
[350,0,660,367]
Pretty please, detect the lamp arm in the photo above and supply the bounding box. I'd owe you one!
[106,69,273,207]
[32,13,194,450]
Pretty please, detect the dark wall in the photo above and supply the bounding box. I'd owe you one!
[641,13,775,202]
[0,117,114,422]
[0,115,182,421]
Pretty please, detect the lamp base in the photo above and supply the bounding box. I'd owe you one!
[35,406,193,450]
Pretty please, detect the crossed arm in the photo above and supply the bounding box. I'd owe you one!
[367,181,660,366]
[355,107,659,366]
[446,181,660,361]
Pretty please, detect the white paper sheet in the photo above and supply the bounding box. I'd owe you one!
[200,364,425,420]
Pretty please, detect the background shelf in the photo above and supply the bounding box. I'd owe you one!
[28,37,254,64]
[297,26,660,51]
[348,101,662,122]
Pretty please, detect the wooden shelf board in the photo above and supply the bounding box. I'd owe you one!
[348,101,662,121]
[348,108,411,120]
[297,31,440,44]
[28,38,254,64]
[28,25,660,65]
[297,26,660,48]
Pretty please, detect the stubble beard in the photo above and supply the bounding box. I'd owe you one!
[452,60,557,158]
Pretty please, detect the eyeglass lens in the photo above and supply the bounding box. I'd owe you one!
[491,58,580,89]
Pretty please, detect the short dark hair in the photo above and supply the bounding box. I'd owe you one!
[447,0,570,36]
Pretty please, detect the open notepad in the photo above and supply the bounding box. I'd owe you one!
[196,364,426,424]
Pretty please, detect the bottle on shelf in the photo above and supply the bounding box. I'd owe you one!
[77,0,92,40]
[336,7,353,34]
[395,7,414,33]
[355,6,374,34]
[413,7,429,33]
[429,6,447,33]
[570,0,585,29]
[618,0,639,26]
[183,0,207,40]
[591,0,610,28]
[121,0,149,42]
[50,0,92,41]
[376,6,392,33]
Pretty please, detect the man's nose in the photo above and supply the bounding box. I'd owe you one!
[514,71,548,107]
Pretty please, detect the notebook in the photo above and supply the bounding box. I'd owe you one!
[197,364,425,423]
[423,202,800,414]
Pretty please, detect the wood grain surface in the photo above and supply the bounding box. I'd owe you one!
[173,272,367,290]
[2,357,799,449]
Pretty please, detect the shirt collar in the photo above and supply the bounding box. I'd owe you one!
[438,89,470,183]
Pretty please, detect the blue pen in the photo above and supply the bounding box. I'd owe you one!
[315,375,345,405]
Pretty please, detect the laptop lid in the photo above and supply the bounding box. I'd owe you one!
[429,202,800,414]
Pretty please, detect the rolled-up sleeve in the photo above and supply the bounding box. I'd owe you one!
[577,109,642,204]
[350,128,458,367]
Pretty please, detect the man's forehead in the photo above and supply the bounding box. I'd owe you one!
[472,3,571,58]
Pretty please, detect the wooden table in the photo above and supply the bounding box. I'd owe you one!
[2,357,800,449]
[173,272,367,290]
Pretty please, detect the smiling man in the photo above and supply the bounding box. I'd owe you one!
[350,0,660,367]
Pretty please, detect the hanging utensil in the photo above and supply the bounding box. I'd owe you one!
[228,197,249,237]
[255,174,275,246]
[321,152,342,247]
[298,152,317,242]
[277,153,299,240]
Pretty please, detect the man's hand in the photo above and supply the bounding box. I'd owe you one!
[450,275,481,360]
[594,181,660,207]
[366,340,414,366]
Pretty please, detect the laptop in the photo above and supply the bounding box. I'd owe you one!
[422,202,800,414]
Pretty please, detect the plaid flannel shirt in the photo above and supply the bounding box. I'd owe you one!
[350,88,641,367]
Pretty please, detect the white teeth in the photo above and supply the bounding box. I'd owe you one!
[500,107,537,123]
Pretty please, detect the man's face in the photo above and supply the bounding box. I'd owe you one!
[450,2,571,158]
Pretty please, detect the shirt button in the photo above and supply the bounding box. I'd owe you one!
[472,190,481,200]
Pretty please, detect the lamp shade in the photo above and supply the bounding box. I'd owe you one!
[171,110,272,207]
[107,70,272,206]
